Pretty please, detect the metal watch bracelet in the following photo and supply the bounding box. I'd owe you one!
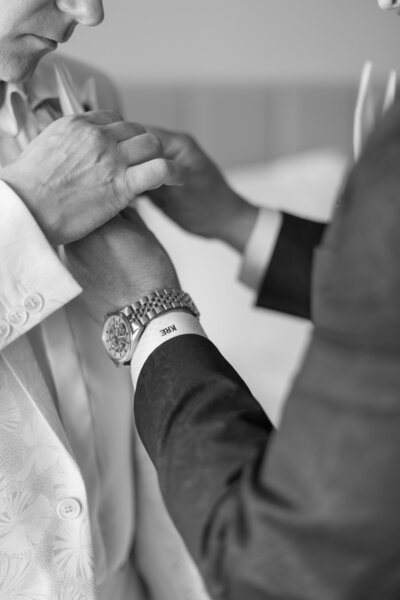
[121,288,200,327]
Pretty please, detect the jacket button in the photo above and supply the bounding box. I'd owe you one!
[0,321,11,339]
[57,498,82,520]
[24,293,44,313]
[7,307,28,326]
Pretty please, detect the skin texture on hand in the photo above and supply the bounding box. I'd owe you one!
[0,112,186,246]
[65,208,180,324]
[147,127,259,253]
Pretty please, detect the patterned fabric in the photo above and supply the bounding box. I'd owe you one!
[0,338,95,600]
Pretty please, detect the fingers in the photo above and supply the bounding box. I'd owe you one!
[144,126,184,158]
[107,121,147,141]
[119,132,163,165]
[125,158,186,197]
[83,110,124,125]
[144,125,169,140]
[117,131,186,199]
[59,113,186,201]
[66,112,147,139]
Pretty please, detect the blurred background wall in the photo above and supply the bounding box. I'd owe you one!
[66,0,399,85]
[63,1,400,420]
[63,1,400,166]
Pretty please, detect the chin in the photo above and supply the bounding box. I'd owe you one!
[1,50,52,83]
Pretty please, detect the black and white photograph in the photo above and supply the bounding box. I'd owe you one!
[0,1,400,599]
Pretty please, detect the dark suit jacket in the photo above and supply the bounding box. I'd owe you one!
[134,213,400,599]
[257,213,325,319]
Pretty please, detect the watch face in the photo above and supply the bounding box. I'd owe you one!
[102,313,133,365]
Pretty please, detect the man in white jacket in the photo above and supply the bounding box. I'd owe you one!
[0,2,208,600]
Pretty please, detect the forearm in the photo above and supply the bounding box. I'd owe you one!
[134,331,400,600]
[134,334,274,566]
[214,189,259,253]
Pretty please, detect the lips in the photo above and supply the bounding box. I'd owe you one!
[30,34,58,49]
[33,22,77,46]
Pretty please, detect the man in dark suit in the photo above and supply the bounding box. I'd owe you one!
[66,87,400,599]
[65,3,400,598]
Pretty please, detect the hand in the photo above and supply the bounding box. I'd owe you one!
[146,127,258,252]
[64,208,179,324]
[0,112,186,246]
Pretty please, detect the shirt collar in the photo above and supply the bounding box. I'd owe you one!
[0,57,98,138]
[0,81,29,137]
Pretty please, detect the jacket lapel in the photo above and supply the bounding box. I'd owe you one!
[1,335,75,457]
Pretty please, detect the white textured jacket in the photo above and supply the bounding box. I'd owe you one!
[0,54,208,600]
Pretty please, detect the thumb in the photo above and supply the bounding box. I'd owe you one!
[124,158,186,201]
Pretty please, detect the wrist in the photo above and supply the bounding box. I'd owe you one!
[85,275,181,326]
[217,189,259,253]
[102,288,200,366]
[122,258,180,307]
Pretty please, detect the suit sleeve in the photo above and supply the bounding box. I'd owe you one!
[0,180,81,351]
[256,213,326,319]
[135,330,400,600]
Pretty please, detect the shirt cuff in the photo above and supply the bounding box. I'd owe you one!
[239,207,283,291]
[130,311,207,387]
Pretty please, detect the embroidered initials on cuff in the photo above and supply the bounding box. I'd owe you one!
[130,311,207,387]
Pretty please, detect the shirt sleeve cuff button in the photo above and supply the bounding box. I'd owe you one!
[24,293,44,313]
[7,307,28,327]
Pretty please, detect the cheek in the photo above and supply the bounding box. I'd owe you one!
[0,2,55,81]
[0,1,51,40]
[0,35,19,71]
[0,2,26,38]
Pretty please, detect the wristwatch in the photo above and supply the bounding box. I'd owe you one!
[101,288,200,367]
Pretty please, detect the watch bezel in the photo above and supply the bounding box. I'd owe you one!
[101,312,143,367]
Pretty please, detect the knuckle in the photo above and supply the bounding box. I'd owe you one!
[113,170,131,206]
[178,132,196,149]
[90,109,122,124]
[62,114,83,129]
[145,133,163,156]
[104,110,123,121]
[86,125,105,147]
[129,121,147,135]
